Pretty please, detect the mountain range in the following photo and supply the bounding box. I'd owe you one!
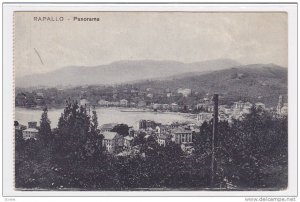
[16,59,240,87]
[133,63,287,107]
[16,59,287,107]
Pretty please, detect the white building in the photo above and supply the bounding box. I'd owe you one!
[120,99,128,107]
[102,131,124,153]
[157,134,168,147]
[255,102,265,109]
[100,123,118,132]
[80,99,90,106]
[280,103,288,116]
[233,101,245,110]
[22,128,39,140]
[171,128,193,144]
[177,88,192,97]
[137,100,147,108]
[124,136,134,149]
[22,122,38,140]
[171,103,179,111]
[153,103,162,110]
[197,112,213,123]
[277,95,288,116]
[98,99,109,107]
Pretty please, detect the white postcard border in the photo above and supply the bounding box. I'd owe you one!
[2,3,298,197]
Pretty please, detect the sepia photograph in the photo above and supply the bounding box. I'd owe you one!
[10,8,292,194]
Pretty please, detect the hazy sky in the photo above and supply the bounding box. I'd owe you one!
[14,12,287,77]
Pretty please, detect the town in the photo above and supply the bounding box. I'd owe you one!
[16,94,288,157]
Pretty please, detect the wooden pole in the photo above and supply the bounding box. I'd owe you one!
[211,94,218,187]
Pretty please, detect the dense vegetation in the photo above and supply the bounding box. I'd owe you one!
[15,101,288,190]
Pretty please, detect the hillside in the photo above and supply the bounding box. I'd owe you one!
[135,64,288,107]
[16,59,240,87]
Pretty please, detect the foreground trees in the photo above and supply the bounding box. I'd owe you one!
[15,103,288,190]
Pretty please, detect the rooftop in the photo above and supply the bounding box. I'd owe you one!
[23,128,39,133]
[124,136,134,141]
[102,131,118,140]
[172,128,192,134]
[101,123,118,129]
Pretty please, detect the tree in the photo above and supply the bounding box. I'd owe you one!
[193,120,213,155]
[90,110,98,136]
[132,132,146,146]
[39,107,52,145]
[56,100,91,160]
[55,100,104,161]
[216,107,288,188]
[112,124,129,136]
[84,109,104,159]
[15,121,25,151]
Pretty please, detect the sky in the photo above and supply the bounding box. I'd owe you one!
[14,12,287,78]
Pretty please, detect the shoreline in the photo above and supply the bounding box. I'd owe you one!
[15,106,198,127]
[15,106,198,117]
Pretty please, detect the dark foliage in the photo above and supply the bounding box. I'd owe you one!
[15,104,288,190]
[112,124,129,136]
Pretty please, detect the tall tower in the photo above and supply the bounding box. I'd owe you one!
[277,95,283,114]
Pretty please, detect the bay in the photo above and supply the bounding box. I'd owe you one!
[15,107,197,129]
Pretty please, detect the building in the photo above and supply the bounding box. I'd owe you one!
[162,104,170,110]
[34,93,45,106]
[181,142,195,154]
[197,112,213,123]
[98,99,109,107]
[233,101,245,110]
[124,136,134,149]
[157,134,169,147]
[102,131,124,153]
[22,122,38,140]
[171,128,193,144]
[177,88,192,97]
[146,93,153,99]
[255,102,265,110]
[137,100,147,108]
[155,125,169,134]
[128,127,135,137]
[207,105,214,112]
[130,102,137,107]
[171,103,179,111]
[224,108,233,114]
[120,99,128,107]
[218,112,229,122]
[109,101,120,106]
[100,123,118,132]
[243,102,253,113]
[280,103,288,116]
[153,103,162,110]
[277,95,284,114]
[139,120,157,130]
[196,103,207,110]
[231,109,243,120]
[80,99,90,106]
[277,95,288,115]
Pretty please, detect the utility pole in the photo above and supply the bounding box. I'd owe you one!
[211,94,219,187]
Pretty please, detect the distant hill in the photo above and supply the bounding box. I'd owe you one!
[135,64,288,107]
[16,59,240,87]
